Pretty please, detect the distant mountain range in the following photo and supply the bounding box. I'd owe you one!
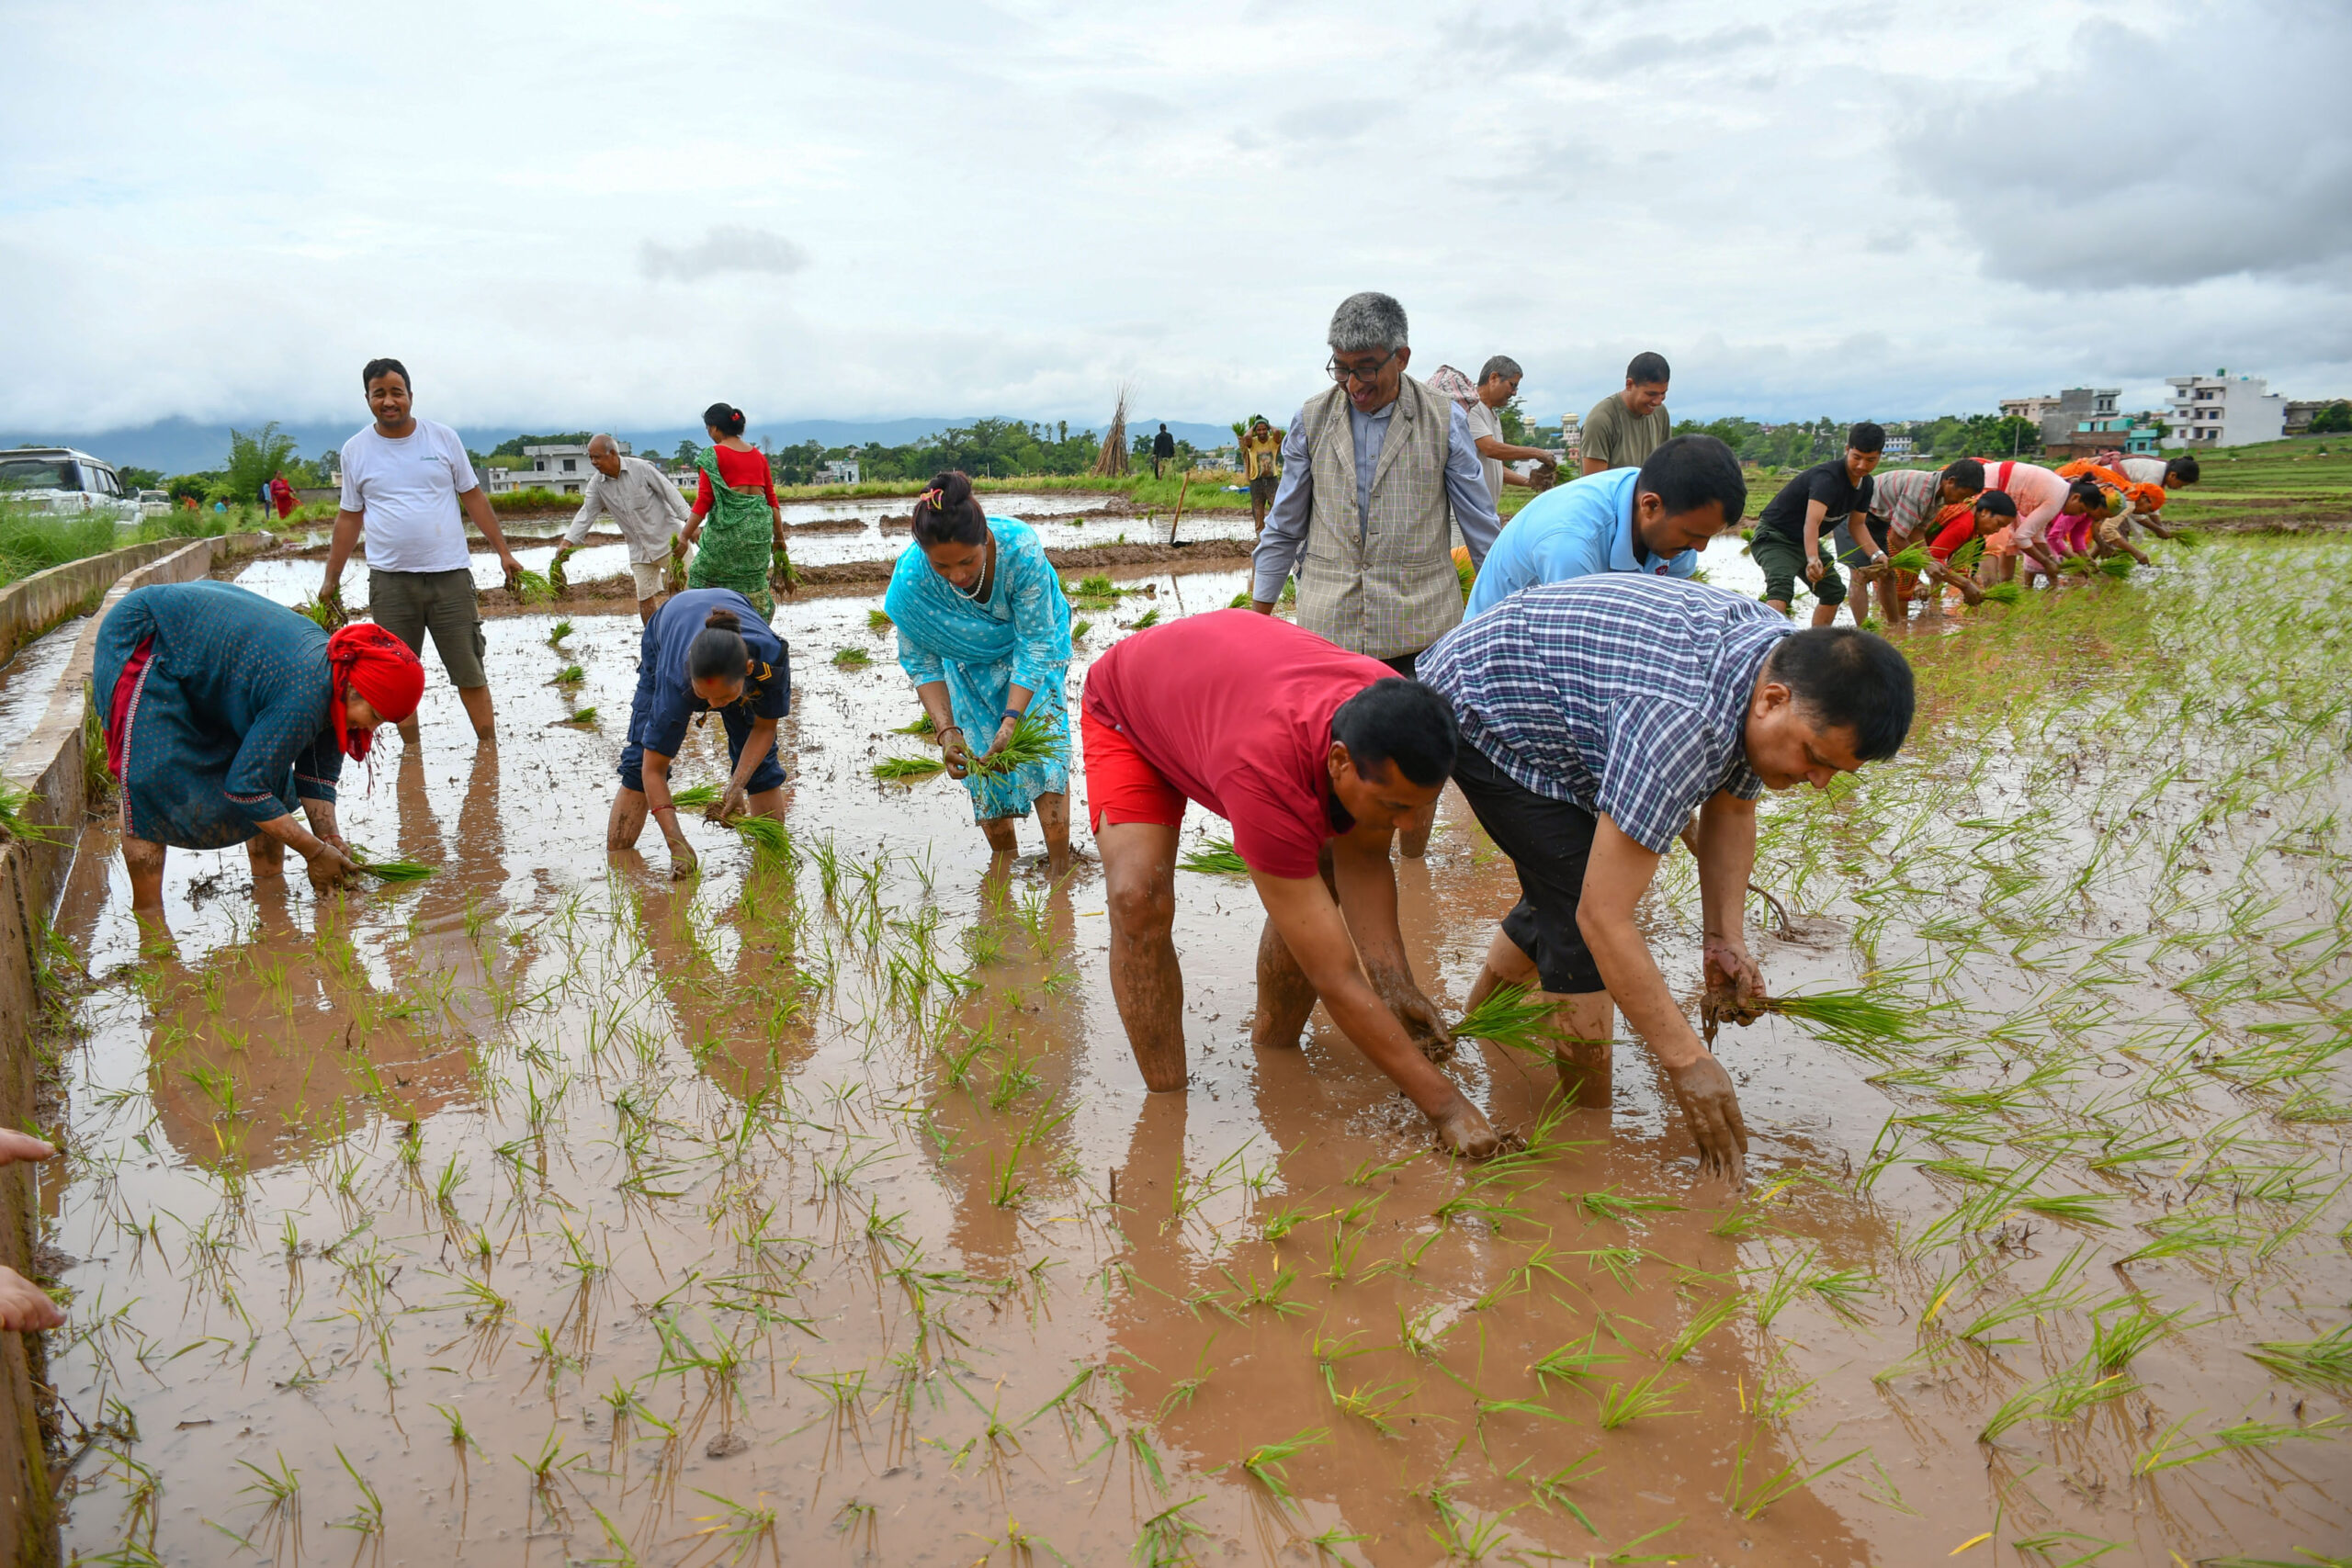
[0,415,1241,472]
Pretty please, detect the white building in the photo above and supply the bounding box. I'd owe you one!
[815,457,861,485]
[1883,433,1915,460]
[1559,412,1583,462]
[2165,374,2285,448]
[2000,394,2062,425]
[484,441,632,496]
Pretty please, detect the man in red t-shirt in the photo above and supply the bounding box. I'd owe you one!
[1081,610,1502,1157]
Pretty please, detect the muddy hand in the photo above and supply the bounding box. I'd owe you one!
[669,842,698,880]
[711,784,749,823]
[941,729,974,780]
[1665,1055,1748,1183]
[1430,1098,1502,1160]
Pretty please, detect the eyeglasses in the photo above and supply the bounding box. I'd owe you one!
[1326,350,1399,386]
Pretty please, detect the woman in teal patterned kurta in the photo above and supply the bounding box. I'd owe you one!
[885,471,1072,874]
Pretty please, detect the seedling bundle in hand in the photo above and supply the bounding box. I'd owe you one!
[967,712,1066,776]
[350,845,435,882]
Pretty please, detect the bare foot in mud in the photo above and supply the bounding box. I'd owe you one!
[1430,1100,1503,1159]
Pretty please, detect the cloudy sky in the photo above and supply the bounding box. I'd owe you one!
[5,0,2346,436]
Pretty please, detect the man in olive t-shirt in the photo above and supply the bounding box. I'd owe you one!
[1580,351,1672,475]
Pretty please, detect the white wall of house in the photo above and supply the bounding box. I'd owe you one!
[2165,375,2285,447]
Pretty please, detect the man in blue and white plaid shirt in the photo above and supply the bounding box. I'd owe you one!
[1420,574,1915,1180]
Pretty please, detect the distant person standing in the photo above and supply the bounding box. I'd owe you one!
[554,434,695,625]
[1242,418,1283,532]
[321,357,525,745]
[1465,355,1557,508]
[1580,352,1673,476]
[684,403,786,616]
[1151,423,1176,479]
[1751,422,1885,626]
[268,471,297,520]
[1249,290,1503,857]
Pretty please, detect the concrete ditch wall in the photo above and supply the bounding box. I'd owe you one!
[0,533,265,1568]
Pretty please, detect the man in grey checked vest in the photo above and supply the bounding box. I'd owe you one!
[1250,291,1504,856]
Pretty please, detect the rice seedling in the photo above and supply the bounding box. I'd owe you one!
[831,647,871,668]
[2056,552,2096,576]
[967,711,1065,776]
[1227,590,1250,608]
[509,566,557,604]
[1132,1495,1209,1566]
[1575,1186,1681,1224]
[291,597,338,628]
[548,618,572,644]
[2098,555,2135,579]
[891,711,936,736]
[568,705,598,725]
[1658,1292,1741,1364]
[1234,1427,1328,1504]
[668,783,721,810]
[1596,1371,1687,1429]
[1723,1435,1867,1520]
[1981,581,2025,604]
[330,1447,385,1537]
[2087,1296,2189,1370]
[1530,1332,1624,1393]
[348,846,435,882]
[2247,1322,2352,1389]
[0,781,59,845]
[1072,618,1093,638]
[731,815,793,860]
[1883,545,1931,572]
[1750,987,1914,1047]
[1176,836,1248,875]
[551,664,584,684]
[867,608,892,631]
[1451,982,1557,1053]
[1129,607,1161,629]
[871,755,946,782]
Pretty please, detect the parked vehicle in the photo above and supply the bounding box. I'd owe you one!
[0,446,141,522]
[138,488,172,518]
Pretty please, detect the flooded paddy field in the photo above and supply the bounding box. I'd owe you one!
[33,536,2352,1565]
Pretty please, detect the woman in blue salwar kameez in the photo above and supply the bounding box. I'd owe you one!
[94,581,425,914]
[885,470,1074,875]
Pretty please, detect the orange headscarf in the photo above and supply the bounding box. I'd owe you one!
[2056,459,2165,513]
[325,624,424,761]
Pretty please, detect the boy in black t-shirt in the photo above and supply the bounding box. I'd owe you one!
[1752,423,1886,626]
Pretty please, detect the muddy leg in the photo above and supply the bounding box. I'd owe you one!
[246,832,285,885]
[1036,793,1072,878]
[607,787,649,852]
[1099,820,1187,1091]
[1251,916,1321,1048]
[458,683,496,743]
[979,816,1019,862]
[122,835,166,913]
[1464,926,1540,1012]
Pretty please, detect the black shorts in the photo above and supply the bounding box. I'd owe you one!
[1378,649,1421,679]
[1451,742,1606,994]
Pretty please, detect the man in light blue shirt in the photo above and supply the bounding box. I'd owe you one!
[1464,434,1746,619]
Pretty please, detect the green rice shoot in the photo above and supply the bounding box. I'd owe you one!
[891,712,936,737]
[1884,545,1930,572]
[1948,536,1986,574]
[1758,988,1913,1045]
[967,711,1066,776]
[867,608,893,631]
[731,814,792,858]
[551,664,584,684]
[510,567,557,604]
[349,845,435,882]
[872,755,947,782]
[832,648,872,668]
[548,619,573,645]
[1178,836,1248,875]
[2098,555,2135,579]
[667,783,722,810]
[1128,607,1161,630]
[1981,581,2024,604]
[1453,982,1557,1054]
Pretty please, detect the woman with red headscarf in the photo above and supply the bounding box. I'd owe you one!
[94,581,425,913]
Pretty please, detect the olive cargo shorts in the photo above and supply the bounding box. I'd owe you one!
[1749,528,1847,606]
[369,567,487,688]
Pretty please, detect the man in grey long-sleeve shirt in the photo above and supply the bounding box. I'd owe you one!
[1249,290,1502,854]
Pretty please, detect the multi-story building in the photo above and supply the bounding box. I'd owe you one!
[1882,433,1914,460]
[1559,413,1582,464]
[815,457,862,485]
[2165,374,2285,447]
[2045,414,2160,462]
[482,441,634,496]
[1999,394,2062,426]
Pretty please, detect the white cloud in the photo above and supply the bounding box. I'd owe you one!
[2,0,2345,436]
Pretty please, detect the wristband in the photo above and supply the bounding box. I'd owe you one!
[1001,709,1025,726]
[652,805,676,817]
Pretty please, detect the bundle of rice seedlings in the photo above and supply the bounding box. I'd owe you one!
[2168,528,2201,549]
[1980,581,2024,604]
[350,845,435,882]
[2098,555,2135,579]
[1129,607,1161,630]
[550,664,584,685]
[831,648,871,669]
[1227,591,1251,609]
[509,567,557,604]
[1453,982,1557,1054]
[872,755,946,782]
[548,551,569,597]
[1754,988,1913,1046]
[2056,553,2096,577]
[1071,619,1093,639]
[732,815,792,858]
[292,598,337,629]
[668,783,722,810]
[1883,545,1931,573]
[548,619,573,646]
[568,706,598,726]
[666,549,687,593]
[0,782,59,845]
[891,712,937,737]
[867,608,893,632]
[1178,836,1248,875]
[968,712,1067,776]
[1076,574,1125,600]
[1948,537,1986,574]
[2247,1322,2352,1389]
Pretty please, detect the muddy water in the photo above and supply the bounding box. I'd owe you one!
[40,539,2351,1565]
[0,613,87,757]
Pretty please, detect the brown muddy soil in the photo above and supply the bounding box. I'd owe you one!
[35,536,2352,1567]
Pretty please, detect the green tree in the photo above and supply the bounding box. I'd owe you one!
[673,439,701,467]
[2310,400,2352,434]
[225,423,300,503]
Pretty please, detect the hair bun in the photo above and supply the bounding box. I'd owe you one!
[704,606,742,632]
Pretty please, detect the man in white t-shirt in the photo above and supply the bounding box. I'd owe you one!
[322,358,523,744]
[553,434,694,624]
[1464,356,1556,510]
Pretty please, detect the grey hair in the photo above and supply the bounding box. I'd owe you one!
[1328,291,1408,355]
[588,433,618,454]
[1478,355,1522,385]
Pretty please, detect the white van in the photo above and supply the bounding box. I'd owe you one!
[0,446,141,522]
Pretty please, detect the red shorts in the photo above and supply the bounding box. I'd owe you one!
[1081,708,1185,832]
